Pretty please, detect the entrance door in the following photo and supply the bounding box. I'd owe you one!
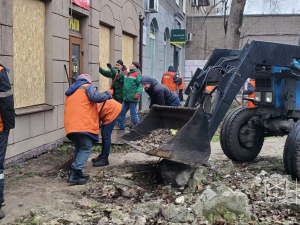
[69,36,83,84]
[174,48,179,73]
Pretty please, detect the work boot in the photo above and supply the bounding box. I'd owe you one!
[67,169,89,185]
[93,157,109,167]
[0,199,4,220]
[77,170,90,179]
[92,154,105,163]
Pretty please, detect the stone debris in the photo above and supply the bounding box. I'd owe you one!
[13,151,300,225]
[130,129,176,151]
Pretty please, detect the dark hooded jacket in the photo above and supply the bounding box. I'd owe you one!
[0,64,15,130]
[145,78,178,107]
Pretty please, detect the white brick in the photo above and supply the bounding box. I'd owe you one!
[185,60,194,66]
[190,66,198,73]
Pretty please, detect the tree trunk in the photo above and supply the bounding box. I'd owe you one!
[225,0,246,49]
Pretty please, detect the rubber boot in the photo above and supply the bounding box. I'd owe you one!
[92,154,105,163]
[93,157,109,167]
[67,168,89,185]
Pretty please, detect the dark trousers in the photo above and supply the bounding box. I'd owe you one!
[101,116,118,157]
[0,131,9,202]
[69,133,93,171]
[179,89,184,101]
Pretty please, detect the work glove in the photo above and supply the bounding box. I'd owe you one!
[134,94,139,99]
[107,88,114,95]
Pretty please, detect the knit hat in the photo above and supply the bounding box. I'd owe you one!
[141,75,152,84]
[132,62,140,69]
[168,66,175,72]
[78,74,92,83]
[116,59,123,66]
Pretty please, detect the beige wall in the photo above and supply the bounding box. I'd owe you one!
[99,25,111,92]
[186,15,300,60]
[122,34,134,69]
[13,0,46,108]
[0,0,143,165]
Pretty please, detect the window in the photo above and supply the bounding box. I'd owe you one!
[13,0,46,108]
[99,25,111,92]
[183,0,186,14]
[149,21,156,78]
[176,0,179,6]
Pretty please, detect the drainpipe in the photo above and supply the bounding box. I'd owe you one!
[139,14,144,110]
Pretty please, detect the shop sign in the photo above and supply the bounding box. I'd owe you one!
[72,0,90,10]
[69,17,80,33]
[170,29,186,44]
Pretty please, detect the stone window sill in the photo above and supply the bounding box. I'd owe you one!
[15,104,55,116]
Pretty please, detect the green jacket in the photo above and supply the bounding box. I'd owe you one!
[99,67,123,103]
[120,68,143,102]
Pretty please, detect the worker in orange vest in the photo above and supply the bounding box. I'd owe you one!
[162,66,181,93]
[92,99,122,167]
[0,64,15,220]
[64,74,113,185]
[177,75,185,101]
[243,78,255,108]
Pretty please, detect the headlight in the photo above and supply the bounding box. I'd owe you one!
[265,92,273,103]
[254,92,261,102]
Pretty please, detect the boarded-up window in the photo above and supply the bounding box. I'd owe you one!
[13,0,45,108]
[122,34,134,70]
[99,25,110,92]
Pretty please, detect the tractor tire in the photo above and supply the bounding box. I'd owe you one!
[283,121,300,179]
[220,108,264,162]
[220,108,244,160]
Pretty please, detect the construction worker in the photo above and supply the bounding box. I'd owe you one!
[92,99,122,167]
[99,59,127,103]
[243,78,256,108]
[0,64,15,220]
[64,74,113,185]
[141,75,180,108]
[162,66,181,93]
[177,75,184,101]
[118,62,143,130]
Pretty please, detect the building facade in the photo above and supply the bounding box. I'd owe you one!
[140,0,187,108]
[0,0,143,165]
[185,14,300,79]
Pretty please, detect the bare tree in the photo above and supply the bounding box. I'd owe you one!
[225,0,246,49]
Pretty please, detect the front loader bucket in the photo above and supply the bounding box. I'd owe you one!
[121,105,211,166]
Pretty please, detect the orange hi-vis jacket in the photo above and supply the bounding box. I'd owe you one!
[178,75,184,90]
[248,80,256,108]
[64,84,99,136]
[162,71,177,92]
[97,99,122,125]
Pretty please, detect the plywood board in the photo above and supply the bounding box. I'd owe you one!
[122,34,134,70]
[13,0,45,108]
[99,25,110,92]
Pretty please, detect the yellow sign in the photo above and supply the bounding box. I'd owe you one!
[69,18,80,33]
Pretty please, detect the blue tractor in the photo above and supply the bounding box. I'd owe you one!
[122,41,300,179]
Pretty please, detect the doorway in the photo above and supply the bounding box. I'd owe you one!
[69,36,83,84]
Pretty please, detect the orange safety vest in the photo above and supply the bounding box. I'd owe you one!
[64,84,99,135]
[206,85,214,93]
[162,71,177,92]
[97,99,122,125]
[248,80,255,108]
[178,75,184,90]
[0,67,3,132]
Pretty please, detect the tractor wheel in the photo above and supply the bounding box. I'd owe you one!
[220,108,264,162]
[283,121,300,179]
[220,108,244,160]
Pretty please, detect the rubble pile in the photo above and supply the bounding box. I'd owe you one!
[130,129,176,151]
[15,157,300,225]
